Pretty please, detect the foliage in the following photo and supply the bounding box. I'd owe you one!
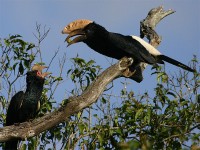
[67,56,102,92]
[0,32,199,150]
[62,62,199,150]
[0,35,36,124]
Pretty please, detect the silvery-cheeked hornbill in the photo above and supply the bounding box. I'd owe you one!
[62,19,195,82]
[5,64,49,150]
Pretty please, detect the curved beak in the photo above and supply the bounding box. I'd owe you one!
[32,64,51,78]
[39,66,51,78]
[62,29,87,47]
[41,72,51,78]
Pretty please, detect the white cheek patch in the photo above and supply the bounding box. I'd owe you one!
[131,35,161,56]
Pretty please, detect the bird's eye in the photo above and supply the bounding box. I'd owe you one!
[85,29,93,36]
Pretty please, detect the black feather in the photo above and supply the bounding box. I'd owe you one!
[158,55,195,72]
[5,140,18,150]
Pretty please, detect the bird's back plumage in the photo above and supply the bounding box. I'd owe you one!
[6,91,24,126]
[83,24,158,66]
[108,33,158,64]
[84,23,194,72]
[5,91,24,150]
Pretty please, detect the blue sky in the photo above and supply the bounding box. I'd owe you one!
[0,0,199,101]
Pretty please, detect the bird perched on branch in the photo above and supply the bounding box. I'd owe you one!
[62,19,195,82]
[5,64,50,150]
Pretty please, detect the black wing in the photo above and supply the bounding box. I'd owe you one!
[109,33,157,64]
[6,91,24,126]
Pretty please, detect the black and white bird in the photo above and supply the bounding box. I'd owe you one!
[62,19,195,82]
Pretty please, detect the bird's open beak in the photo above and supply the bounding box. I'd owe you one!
[62,29,87,47]
[62,19,93,47]
[41,72,51,78]
[39,66,51,78]
[32,64,51,78]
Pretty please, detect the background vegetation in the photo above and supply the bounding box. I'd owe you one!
[0,26,199,150]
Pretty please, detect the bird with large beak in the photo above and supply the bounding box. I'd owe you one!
[5,64,50,150]
[62,19,195,82]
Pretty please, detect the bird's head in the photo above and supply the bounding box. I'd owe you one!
[28,64,50,79]
[62,19,107,47]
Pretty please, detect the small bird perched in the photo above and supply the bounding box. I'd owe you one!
[62,19,195,82]
[5,64,50,150]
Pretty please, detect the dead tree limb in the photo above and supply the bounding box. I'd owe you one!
[140,6,175,47]
[134,6,175,80]
[0,57,133,142]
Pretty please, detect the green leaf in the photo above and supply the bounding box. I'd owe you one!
[23,59,30,68]
[87,60,95,66]
[196,94,200,103]
[78,124,85,134]
[157,72,165,82]
[146,108,151,124]
[19,61,24,75]
[101,97,107,104]
[10,34,22,39]
[135,108,143,120]
[21,143,27,150]
[12,62,18,74]
[30,54,35,62]
[4,39,10,46]
[180,101,189,106]
[93,114,98,117]
[167,91,177,98]
[77,111,82,120]
[26,43,35,50]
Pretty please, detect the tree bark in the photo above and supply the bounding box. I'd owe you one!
[140,6,175,47]
[0,57,133,142]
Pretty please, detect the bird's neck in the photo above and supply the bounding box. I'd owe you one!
[25,78,44,103]
[89,23,109,39]
[84,23,110,52]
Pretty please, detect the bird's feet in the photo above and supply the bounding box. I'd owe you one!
[119,57,134,70]
[122,68,137,78]
[118,57,135,77]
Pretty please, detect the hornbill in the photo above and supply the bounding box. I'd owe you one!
[62,19,195,82]
[5,64,50,150]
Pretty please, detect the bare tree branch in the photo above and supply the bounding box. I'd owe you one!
[134,6,175,80]
[140,5,175,47]
[0,57,133,142]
